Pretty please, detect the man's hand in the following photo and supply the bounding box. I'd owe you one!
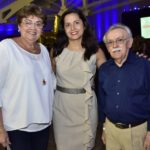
[144,131,150,150]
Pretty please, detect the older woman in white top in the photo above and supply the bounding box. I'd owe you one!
[0,4,55,150]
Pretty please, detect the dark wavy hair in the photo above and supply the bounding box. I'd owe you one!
[53,8,99,60]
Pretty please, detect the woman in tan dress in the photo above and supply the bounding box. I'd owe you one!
[52,8,106,150]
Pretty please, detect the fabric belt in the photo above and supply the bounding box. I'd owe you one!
[111,121,146,129]
[56,85,86,94]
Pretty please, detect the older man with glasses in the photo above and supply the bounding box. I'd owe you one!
[98,23,150,150]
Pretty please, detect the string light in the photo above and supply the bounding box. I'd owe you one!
[123,5,150,13]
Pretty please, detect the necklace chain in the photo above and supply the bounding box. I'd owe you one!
[15,37,46,85]
[18,38,39,54]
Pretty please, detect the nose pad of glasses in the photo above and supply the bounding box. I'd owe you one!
[31,23,36,28]
[113,41,118,47]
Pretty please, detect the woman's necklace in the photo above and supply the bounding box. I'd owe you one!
[42,79,46,85]
[40,52,47,86]
[14,37,46,85]
[16,37,40,54]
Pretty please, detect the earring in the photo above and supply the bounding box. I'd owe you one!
[18,27,20,32]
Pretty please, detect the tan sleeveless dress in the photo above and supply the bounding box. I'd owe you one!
[53,48,98,150]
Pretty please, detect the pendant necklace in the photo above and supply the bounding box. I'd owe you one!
[41,53,47,86]
[16,37,47,86]
[42,79,46,85]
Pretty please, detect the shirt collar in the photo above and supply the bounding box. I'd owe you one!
[110,50,136,66]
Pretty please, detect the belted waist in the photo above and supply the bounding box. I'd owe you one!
[110,120,146,129]
[56,85,86,94]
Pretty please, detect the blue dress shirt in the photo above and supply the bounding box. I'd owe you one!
[98,51,150,130]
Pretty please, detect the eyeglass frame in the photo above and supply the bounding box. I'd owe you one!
[105,37,130,47]
[21,19,44,29]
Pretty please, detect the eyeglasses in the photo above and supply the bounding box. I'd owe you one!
[105,37,129,47]
[22,20,44,29]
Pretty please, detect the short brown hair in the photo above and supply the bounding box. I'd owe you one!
[16,3,47,25]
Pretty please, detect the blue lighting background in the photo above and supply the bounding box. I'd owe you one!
[0,0,150,41]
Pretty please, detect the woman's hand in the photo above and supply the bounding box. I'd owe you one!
[101,130,106,144]
[0,128,10,147]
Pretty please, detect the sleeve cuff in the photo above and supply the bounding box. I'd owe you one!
[147,119,150,131]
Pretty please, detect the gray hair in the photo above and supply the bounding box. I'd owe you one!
[103,23,132,43]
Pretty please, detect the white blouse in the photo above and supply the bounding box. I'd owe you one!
[0,39,56,132]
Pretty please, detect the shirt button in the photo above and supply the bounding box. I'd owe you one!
[116,105,119,109]
[117,80,120,83]
[117,92,120,95]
